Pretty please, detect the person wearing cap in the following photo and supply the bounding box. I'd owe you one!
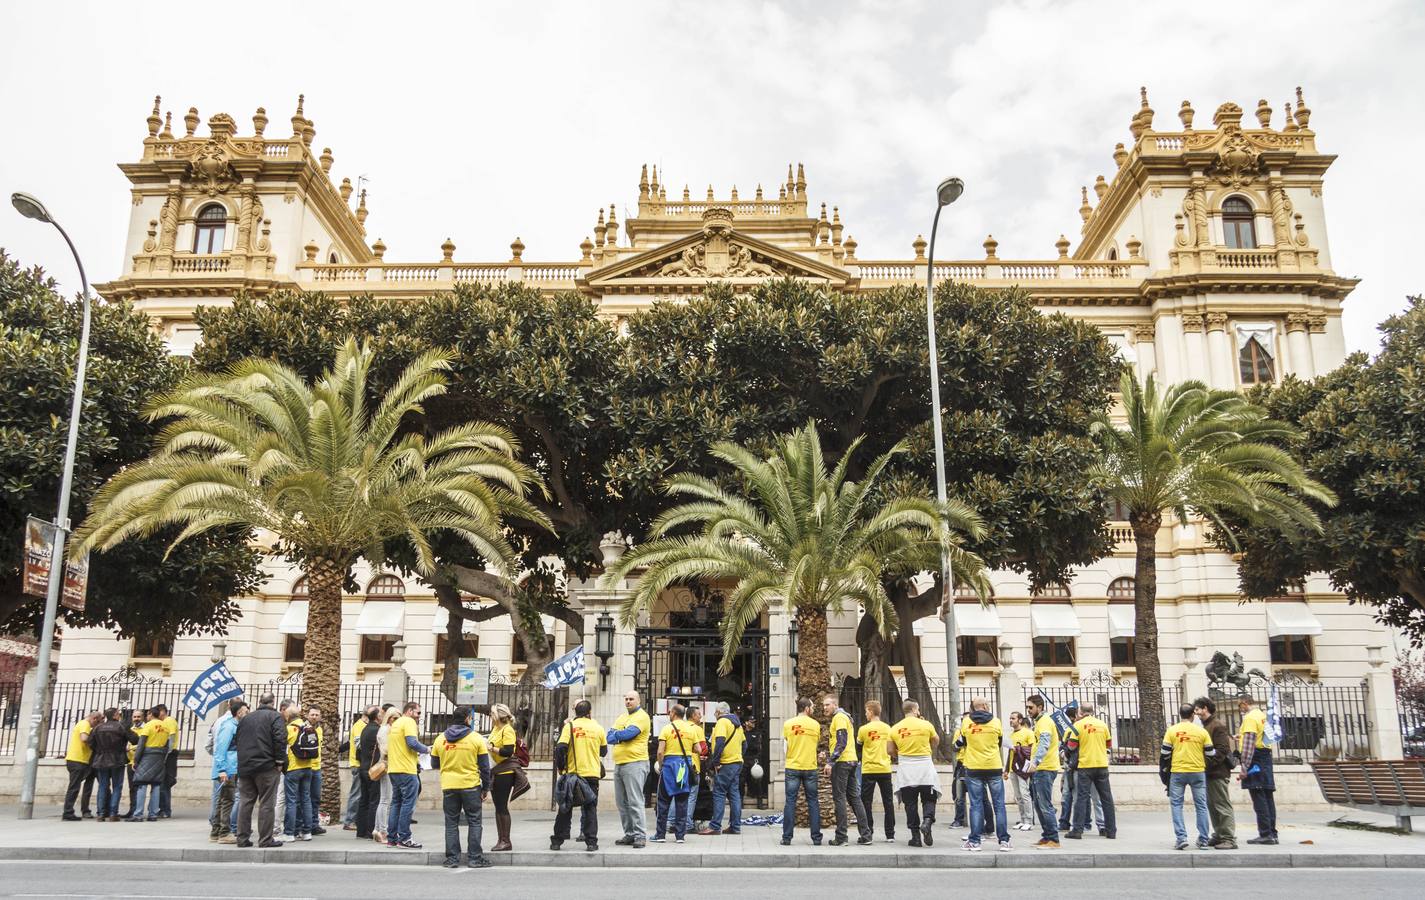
[701,701,746,835]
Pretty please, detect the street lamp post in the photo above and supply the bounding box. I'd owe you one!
[925,177,964,758]
[12,192,96,820]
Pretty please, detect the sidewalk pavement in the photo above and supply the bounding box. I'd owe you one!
[0,804,1421,869]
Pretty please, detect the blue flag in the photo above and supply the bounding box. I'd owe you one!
[1266,683,1285,746]
[542,645,586,689]
[182,661,242,717]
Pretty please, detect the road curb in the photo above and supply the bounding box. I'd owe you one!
[1,846,1423,868]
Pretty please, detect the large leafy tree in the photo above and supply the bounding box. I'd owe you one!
[72,339,549,813]
[0,249,261,639]
[1089,372,1335,732]
[1234,297,1425,643]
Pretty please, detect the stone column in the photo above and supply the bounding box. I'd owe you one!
[1181,313,1208,383]
[381,642,409,709]
[766,596,792,805]
[1364,645,1404,759]
[996,643,1023,716]
[1286,313,1314,379]
[1133,323,1157,382]
[1154,313,1184,384]
[1307,314,1336,373]
[1180,645,1209,704]
[1205,313,1232,389]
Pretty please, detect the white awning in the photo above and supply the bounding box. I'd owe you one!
[952,602,1002,637]
[431,606,480,634]
[1107,604,1136,639]
[1030,604,1082,638]
[1266,601,1323,637]
[277,600,308,635]
[355,601,405,636]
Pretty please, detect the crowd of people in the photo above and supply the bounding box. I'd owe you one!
[56,687,1284,862]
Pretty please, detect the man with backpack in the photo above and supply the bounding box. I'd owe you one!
[284,706,324,841]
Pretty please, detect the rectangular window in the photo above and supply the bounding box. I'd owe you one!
[1033,636,1076,667]
[133,635,174,659]
[1110,636,1136,668]
[435,635,480,661]
[957,635,999,667]
[1269,635,1314,665]
[283,635,306,664]
[1237,327,1277,385]
[1223,218,1256,249]
[359,635,397,664]
[512,634,527,665]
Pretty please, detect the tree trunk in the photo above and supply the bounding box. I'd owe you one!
[897,615,954,763]
[855,613,902,718]
[436,583,464,702]
[300,555,349,821]
[1132,510,1166,750]
[793,605,834,828]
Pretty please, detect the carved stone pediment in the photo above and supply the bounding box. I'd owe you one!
[1207,129,1263,189]
[181,139,238,195]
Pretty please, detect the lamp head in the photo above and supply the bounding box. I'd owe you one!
[936,177,964,207]
[11,192,51,223]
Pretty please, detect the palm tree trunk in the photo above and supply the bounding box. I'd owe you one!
[301,555,348,821]
[792,605,834,830]
[1131,511,1166,749]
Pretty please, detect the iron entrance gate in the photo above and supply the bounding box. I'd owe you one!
[634,628,770,807]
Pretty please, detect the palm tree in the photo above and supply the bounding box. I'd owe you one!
[1089,372,1335,735]
[72,339,549,814]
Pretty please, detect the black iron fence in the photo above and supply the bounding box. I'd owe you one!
[0,680,22,756]
[1209,679,1372,763]
[837,683,1001,738]
[404,681,569,761]
[1025,682,1183,765]
[1400,701,1425,760]
[261,676,387,750]
[43,675,199,758]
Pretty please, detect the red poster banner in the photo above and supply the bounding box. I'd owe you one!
[22,516,89,612]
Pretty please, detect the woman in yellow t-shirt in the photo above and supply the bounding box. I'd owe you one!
[486,704,523,852]
[1006,711,1036,831]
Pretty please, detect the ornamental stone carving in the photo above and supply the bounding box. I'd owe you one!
[1181,313,1205,333]
[650,207,784,278]
[157,189,179,252]
[1208,129,1263,189]
[185,140,237,196]
[1133,323,1157,342]
[1286,312,1309,332]
[1307,314,1327,334]
[1206,312,1229,331]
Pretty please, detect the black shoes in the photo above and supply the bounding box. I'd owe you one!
[908,835,923,848]
[828,836,848,846]
[615,836,635,845]
[469,855,493,868]
[1246,836,1279,845]
[258,840,282,848]
[1065,831,1083,840]
[550,839,563,850]
[921,823,934,846]
[442,859,460,868]
[856,835,873,845]
[780,837,792,846]
[310,826,327,836]
[585,841,598,852]
[61,814,81,822]
[235,840,253,848]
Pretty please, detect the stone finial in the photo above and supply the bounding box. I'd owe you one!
[1255,99,1272,129]
[184,107,199,137]
[302,119,315,147]
[1093,174,1109,200]
[160,111,173,139]
[683,184,691,202]
[1112,142,1128,168]
[1126,235,1142,258]
[842,235,857,260]
[510,236,525,261]
[1079,186,1092,223]
[291,94,306,136]
[304,239,318,262]
[1178,100,1195,130]
[441,237,455,261]
[580,236,593,261]
[730,185,739,202]
[755,183,763,201]
[355,189,368,227]
[146,96,162,137]
[258,219,271,253]
[983,234,999,259]
[319,147,334,174]
[1293,212,1310,247]
[651,164,660,192]
[339,177,353,203]
[796,162,806,197]
[707,184,715,201]
[659,185,666,201]
[252,107,268,138]
[208,113,236,140]
[606,204,618,243]
[639,163,649,198]
[818,202,829,224]
[1283,103,1299,133]
[1293,86,1311,129]
[1055,234,1070,258]
[1212,102,1244,129]
[912,234,927,260]
[778,184,787,200]
[371,237,386,259]
[786,163,795,195]
[593,208,606,245]
[1130,86,1154,138]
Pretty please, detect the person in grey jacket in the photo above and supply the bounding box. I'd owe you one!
[234,693,288,848]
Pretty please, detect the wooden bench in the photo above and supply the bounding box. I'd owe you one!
[1312,759,1425,831]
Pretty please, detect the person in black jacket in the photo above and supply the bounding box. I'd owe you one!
[354,706,382,839]
[234,692,288,848]
[89,708,137,821]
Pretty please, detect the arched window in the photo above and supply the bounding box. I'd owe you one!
[291,576,308,597]
[1107,577,1136,600]
[328,252,339,264]
[1107,577,1136,666]
[360,574,406,663]
[284,577,309,663]
[1107,248,1118,261]
[366,574,405,597]
[193,204,227,254]
[1221,196,1256,249]
[1032,582,1071,600]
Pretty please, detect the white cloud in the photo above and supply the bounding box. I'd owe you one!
[1,0,1418,352]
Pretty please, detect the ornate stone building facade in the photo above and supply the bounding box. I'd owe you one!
[55,89,1403,768]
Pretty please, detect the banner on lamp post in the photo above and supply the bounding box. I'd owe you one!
[22,516,89,612]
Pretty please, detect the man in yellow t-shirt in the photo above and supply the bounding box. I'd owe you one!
[607,690,652,846]
[1005,711,1036,832]
[1237,696,1279,844]
[431,706,493,868]
[890,699,940,848]
[1066,703,1117,840]
[858,701,896,841]
[780,697,823,846]
[702,701,747,836]
[284,707,325,839]
[953,697,1009,849]
[1160,704,1214,849]
[1024,694,1061,847]
[151,705,179,819]
[652,704,702,843]
[821,695,871,845]
[342,711,367,830]
[552,699,606,851]
[62,711,102,820]
[386,701,429,848]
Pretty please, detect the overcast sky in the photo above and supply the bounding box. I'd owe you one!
[2,1,1418,353]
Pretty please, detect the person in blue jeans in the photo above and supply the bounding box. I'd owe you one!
[702,702,745,835]
[1024,695,1061,846]
[780,698,823,846]
[1160,703,1215,850]
[387,701,429,848]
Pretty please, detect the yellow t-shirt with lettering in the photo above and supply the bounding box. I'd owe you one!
[66,720,93,764]
[286,722,323,771]
[686,719,706,771]
[432,731,489,790]
[858,721,893,774]
[1009,727,1033,771]
[134,717,177,750]
[348,719,365,766]
[712,716,745,765]
[1032,713,1061,772]
[558,717,607,778]
[1074,715,1111,769]
[890,716,936,758]
[954,715,1004,770]
[488,722,517,767]
[611,709,651,765]
[829,711,857,763]
[1238,708,1273,752]
[1162,720,1210,773]
[387,715,421,775]
[783,714,821,771]
[659,720,704,758]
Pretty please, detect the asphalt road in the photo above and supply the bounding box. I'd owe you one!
[0,861,1421,899]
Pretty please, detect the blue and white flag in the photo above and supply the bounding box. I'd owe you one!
[1266,683,1285,746]
[542,645,586,689]
[182,661,242,717]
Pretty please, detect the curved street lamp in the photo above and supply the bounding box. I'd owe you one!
[925,177,964,756]
[11,192,95,820]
